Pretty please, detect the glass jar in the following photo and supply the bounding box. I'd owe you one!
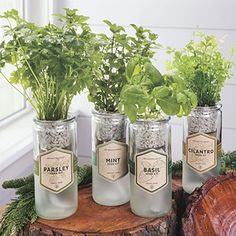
[129,118,172,218]
[183,105,222,194]
[33,117,78,220]
[92,111,129,206]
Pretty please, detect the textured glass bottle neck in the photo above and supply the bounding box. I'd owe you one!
[33,116,76,152]
[130,118,170,150]
[34,116,75,127]
[190,105,222,115]
[92,110,127,143]
[131,117,170,129]
[186,105,222,135]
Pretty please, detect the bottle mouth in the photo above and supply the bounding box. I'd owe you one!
[132,116,171,125]
[33,115,75,124]
[193,104,222,111]
[92,109,126,118]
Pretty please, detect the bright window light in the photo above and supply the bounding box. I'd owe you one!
[0,0,25,121]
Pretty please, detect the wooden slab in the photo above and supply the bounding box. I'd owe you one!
[182,172,236,236]
[22,180,182,236]
[0,206,7,220]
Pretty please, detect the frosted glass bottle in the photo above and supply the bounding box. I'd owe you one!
[129,118,172,218]
[33,117,78,220]
[183,106,222,194]
[92,111,130,206]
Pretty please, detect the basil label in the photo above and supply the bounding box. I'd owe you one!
[136,149,168,193]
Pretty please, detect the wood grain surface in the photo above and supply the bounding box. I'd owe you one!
[182,172,236,236]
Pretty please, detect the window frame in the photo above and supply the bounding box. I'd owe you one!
[0,101,31,128]
[0,0,30,124]
[0,0,51,167]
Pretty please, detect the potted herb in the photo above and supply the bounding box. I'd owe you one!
[0,9,96,219]
[166,32,235,193]
[88,21,159,206]
[119,55,197,217]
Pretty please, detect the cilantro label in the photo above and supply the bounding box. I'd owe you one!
[97,140,128,182]
[186,133,217,173]
[136,149,168,193]
[39,148,74,193]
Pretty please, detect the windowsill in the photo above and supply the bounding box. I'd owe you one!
[0,110,34,172]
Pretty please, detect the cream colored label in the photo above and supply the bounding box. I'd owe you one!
[97,140,128,182]
[136,149,168,193]
[39,148,74,193]
[186,133,217,173]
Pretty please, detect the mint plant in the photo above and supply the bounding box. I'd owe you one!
[119,56,197,122]
[0,9,97,120]
[88,21,159,112]
[166,32,235,107]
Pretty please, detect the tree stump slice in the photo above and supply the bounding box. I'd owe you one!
[182,172,236,236]
[22,180,181,236]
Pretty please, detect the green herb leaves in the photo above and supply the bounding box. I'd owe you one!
[119,56,197,122]
[144,61,163,87]
[1,10,229,120]
[87,21,159,112]
[119,84,150,122]
[166,32,235,107]
[0,9,96,120]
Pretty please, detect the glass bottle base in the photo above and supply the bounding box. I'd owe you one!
[92,166,130,206]
[131,207,172,218]
[34,174,78,220]
[183,157,220,194]
[36,206,77,220]
[130,175,172,218]
[92,196,129,206]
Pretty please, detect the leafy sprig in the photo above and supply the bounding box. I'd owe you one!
[0,9,97,120]
[119,56,197,122]
[88,21,159,112]
[220,151,236,174]
[166,31,235,106]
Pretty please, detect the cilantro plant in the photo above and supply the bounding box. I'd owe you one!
[119,56,197,122]
[0,9,97,120]
[166,32,235,107]
[88,21,159,112]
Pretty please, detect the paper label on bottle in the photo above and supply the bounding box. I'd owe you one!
[39,148,74,193]
[97,140,128,182]
[136,149,168,193]
[186,133,217,173]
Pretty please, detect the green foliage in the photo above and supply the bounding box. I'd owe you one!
[172,160,183,178]
[119,56,197,122]
[0,175,36,236]
[0,9,97,120]
[2,174,34,189]
[0,165,92,236]
[166,31,235,106]
[87,21,159,112]
[220,151,236,174]
[77,165,92,186]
